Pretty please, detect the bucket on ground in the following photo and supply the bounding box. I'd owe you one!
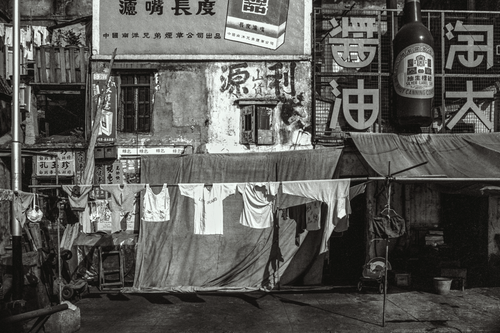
[433,277,452,295]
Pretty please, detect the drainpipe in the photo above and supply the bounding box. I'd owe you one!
[11,0,23,300]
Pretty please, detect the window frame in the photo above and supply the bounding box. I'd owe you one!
[238,99,278,145]
[117,71,154,133]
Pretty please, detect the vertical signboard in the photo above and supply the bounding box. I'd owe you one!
[92,72,117,143]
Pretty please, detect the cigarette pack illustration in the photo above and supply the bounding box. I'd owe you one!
[225,0,290,50]
[101,111,113,137]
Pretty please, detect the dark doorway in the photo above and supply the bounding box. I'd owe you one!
[323,193,367,286]
[441,193,489,287]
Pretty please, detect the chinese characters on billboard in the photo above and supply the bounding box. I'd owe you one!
[94,0,310,57]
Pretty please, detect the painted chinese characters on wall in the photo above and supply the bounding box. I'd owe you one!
[209,61,311,152]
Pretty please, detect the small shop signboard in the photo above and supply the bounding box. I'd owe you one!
[35,150,75,177]
[117,146,184,157]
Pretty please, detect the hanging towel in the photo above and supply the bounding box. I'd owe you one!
[142,184,170,222]
[281,179,350,253]
[237,182,280,229]
[179,183,237,235]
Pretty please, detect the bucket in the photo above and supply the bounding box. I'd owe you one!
[433,277,452,295]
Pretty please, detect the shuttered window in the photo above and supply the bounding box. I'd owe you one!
[239,101,276,145]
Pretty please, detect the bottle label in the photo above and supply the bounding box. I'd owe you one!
[394,43,434,99]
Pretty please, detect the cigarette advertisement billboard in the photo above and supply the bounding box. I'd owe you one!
[93,0,311,58]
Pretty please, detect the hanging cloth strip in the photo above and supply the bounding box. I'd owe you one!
[14,191,35,228]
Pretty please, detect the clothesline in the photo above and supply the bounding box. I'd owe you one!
[29,179,359,189]
[0,188,50,198]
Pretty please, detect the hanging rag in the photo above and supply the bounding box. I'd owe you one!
[14,192,35,228]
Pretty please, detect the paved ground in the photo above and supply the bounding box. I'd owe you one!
[70,285,500,333]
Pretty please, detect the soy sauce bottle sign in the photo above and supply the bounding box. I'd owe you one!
[393,0,434,127]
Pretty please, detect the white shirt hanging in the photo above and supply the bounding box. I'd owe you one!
[179,183,237,235]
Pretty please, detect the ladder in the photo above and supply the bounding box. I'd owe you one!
[98,248,124,291]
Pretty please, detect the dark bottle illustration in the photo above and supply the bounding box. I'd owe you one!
[392,0,434,127]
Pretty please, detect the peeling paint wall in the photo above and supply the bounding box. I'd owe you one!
[99,61,312,153]
[207,61,312,153]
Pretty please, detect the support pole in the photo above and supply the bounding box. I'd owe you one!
[382,162,392,327]
[11,0,23,301]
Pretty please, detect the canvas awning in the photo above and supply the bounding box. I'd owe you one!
[349,132,500,193]
[349,132,500,178]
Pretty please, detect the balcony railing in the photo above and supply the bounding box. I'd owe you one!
[33,46,89,85]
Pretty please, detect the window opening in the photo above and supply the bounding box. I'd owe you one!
[120,73,152,133]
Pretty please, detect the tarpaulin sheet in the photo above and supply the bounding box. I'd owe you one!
[350,133,500,194]
[130,148,342,292]
[350,133,500,178]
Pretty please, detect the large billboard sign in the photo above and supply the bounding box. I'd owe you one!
[93,0,311,58]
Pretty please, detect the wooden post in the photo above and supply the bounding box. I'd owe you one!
[365,171,377,261]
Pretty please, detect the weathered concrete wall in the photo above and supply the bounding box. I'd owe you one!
[98,61,312,153]
[206,61,312,153]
